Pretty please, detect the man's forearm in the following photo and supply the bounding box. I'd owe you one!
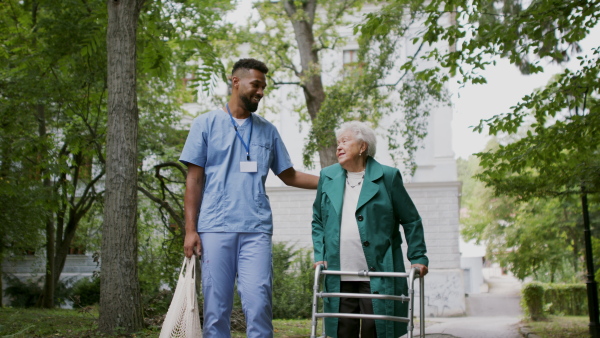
[184,191,202,233]
[184,165,205,233]
[291,171,319,189]
[278,168,319,189]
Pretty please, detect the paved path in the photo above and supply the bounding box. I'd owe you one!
[406,273,524,338]
[419,316,522,338]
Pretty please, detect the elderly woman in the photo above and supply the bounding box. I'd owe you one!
[311,121,428,338]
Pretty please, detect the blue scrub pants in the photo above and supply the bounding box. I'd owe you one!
[199,232,273,338]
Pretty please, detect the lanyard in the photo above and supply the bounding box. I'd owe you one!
[226,103,253,160]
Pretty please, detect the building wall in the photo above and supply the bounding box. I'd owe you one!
[461,256,485,294]
[2,255,98,307]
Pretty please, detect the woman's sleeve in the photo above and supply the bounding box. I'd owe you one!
[391,169,429,266]
[311,172,326,263]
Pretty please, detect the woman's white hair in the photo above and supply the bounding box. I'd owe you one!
[335,121,377,158]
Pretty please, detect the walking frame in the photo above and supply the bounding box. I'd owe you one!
[310,266,425,338]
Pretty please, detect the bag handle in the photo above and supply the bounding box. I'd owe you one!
[184,256,197,312]
[178,257,188,279]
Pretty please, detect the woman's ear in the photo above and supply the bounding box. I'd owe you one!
[361,142,368,155]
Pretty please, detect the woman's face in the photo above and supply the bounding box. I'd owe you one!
[336,129,366,170]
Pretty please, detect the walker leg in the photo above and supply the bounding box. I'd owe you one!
[420,275,425,337]
[310,265,323,338]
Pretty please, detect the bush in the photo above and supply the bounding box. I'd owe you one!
[3,275,42,307]
[70,276,100,307]
[230,242,315,321]
[522,282,546,320]
[272,243,314,319]
[3,274,72,308]
[522,282,590,320]
[544,283,587,316]
[143,289,174,318]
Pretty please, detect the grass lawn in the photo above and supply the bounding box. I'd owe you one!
[231,319,318,338]
[0,307,317,337]
[523,315,589,338]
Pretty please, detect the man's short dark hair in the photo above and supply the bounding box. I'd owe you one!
[232,58,269,76]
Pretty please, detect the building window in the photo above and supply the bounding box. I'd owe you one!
[343,49,359,65]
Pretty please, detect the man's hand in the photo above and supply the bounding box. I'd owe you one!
[184,231,201,258]
[411,263,428,277]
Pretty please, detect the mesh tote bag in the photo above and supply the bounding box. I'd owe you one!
[160,256,202,338]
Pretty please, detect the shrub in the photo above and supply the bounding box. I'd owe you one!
[522,282,590,320]
[70,276,100,307]
[230,242,315,320]
[544,283,587,316]
[272,243,314,319]
[522,282,545,320]
[3,275,42,307]
[3,274,72,308]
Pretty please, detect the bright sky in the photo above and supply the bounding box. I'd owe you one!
[449,26,600,159]
[448,60,564,159]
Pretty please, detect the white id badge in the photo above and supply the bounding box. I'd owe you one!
[240,161,258,172]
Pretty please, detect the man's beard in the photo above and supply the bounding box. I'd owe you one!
[240,94,259,113]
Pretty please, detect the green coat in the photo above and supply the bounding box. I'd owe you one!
[312,157,428,338]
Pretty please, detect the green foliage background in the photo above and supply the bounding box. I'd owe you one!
[459,149,600,283]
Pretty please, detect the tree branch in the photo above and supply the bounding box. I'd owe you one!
[271,80,302,87]
[137,186,184,228]
[316,0,358,36]
[154,161,187,180]
[275,50,300,76]
[374,40,425,89]
[74,168,105,211]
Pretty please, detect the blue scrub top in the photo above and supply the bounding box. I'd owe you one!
[179,109,293,234]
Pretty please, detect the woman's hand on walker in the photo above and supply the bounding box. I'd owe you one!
[313,261,328,269]
[411,263,428,277]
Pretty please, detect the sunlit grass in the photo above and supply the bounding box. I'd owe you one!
[523,315,588,338]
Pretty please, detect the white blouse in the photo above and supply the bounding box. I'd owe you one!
[339,171,369,281]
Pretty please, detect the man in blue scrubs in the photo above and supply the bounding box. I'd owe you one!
[180,58,318,338]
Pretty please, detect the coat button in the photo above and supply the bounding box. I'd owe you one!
[369,267,375,271]
[357,215,364,221]
[363,241,370,247]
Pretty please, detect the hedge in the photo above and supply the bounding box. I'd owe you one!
[522,282,589,320]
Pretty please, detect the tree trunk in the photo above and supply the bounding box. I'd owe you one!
[581,189,600,337]
[283,0,337,168]
[35,104,56,309]
[0,242,4,308]
[53,215,81,287]
[39,217,55,308]
[0,136,10,308]
[573,233,579,279]
[38,158,102,306]
[99,0,144,333]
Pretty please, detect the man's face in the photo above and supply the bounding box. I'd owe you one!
[234,69,267,113]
